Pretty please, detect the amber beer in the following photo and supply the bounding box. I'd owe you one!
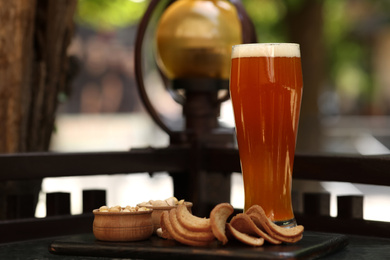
[230,43,303,226]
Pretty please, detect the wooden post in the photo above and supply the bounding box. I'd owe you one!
[46,192,71,216]
[337,195,364,219]
[82,189,106,214]
[303,192,331,217]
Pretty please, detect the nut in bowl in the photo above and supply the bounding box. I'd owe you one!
[137,197,192,233]
[93,206,154,242]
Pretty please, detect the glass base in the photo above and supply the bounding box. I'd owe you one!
[273,218,297,228]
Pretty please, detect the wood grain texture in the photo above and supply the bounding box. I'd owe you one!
[0,0,36,152]
[0,0,77,221]
[0,0,76,153]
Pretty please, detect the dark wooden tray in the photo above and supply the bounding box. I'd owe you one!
[49,231,348,259]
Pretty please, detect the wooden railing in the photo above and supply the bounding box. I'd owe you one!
[1,147,390,242]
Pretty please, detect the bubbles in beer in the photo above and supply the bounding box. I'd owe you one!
[232,43,300,58]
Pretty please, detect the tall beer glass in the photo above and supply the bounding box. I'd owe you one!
[230,43,303,227]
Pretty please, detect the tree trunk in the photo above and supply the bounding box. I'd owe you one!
[0,0,77,220]
[0,0,77,153]
[284,0,326,153]
[285,0,327,205]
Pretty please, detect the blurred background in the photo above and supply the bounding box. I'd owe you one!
[35,0,390,221]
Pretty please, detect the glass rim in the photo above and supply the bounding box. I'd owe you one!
[232,42,299,47]
[231,43,300,58]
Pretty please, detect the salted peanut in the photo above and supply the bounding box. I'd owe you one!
[165,197,178,206]
[156,228,164,239]
[246,205,304,238]
[210,203,234,245]
[99,206,109,212]
[153,200,169,207]
[108,206,121,212]
[227,224,265,246]
[176,204,211,232]
[230,213,281,244]
[169,208,215,242]
[138,201,152,207]
[161,211,211,247]
[124,205,134,212]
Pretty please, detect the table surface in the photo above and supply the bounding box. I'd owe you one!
[0,231,389,260]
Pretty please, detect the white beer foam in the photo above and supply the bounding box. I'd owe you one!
[232,43,300,58]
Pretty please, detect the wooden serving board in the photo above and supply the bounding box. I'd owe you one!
[49,231,348,259]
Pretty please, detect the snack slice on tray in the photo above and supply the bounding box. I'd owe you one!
[246,205,304,243]
[169,208,215,242]
[159,203,304,246]
[210,203,234,245]
[226,223,265,246]
[176,204,211,232]
[230,213,282,244]
[161,211,212,247]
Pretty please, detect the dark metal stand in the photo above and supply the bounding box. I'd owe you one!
[168,78,233,216]
[132,0,256,216]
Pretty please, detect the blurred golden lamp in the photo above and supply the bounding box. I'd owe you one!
[155,0,243,80]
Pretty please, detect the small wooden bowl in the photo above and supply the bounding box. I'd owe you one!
[139,202,193,233]
[93,209,154,242]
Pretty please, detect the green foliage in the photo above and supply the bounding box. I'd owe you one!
[323,0,375,107]
[241,0,287,42]
[74,0,390,114]
[242,0,390,114]
[76,0,148,30]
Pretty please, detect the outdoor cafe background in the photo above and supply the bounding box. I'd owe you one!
[20,0,390,221]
